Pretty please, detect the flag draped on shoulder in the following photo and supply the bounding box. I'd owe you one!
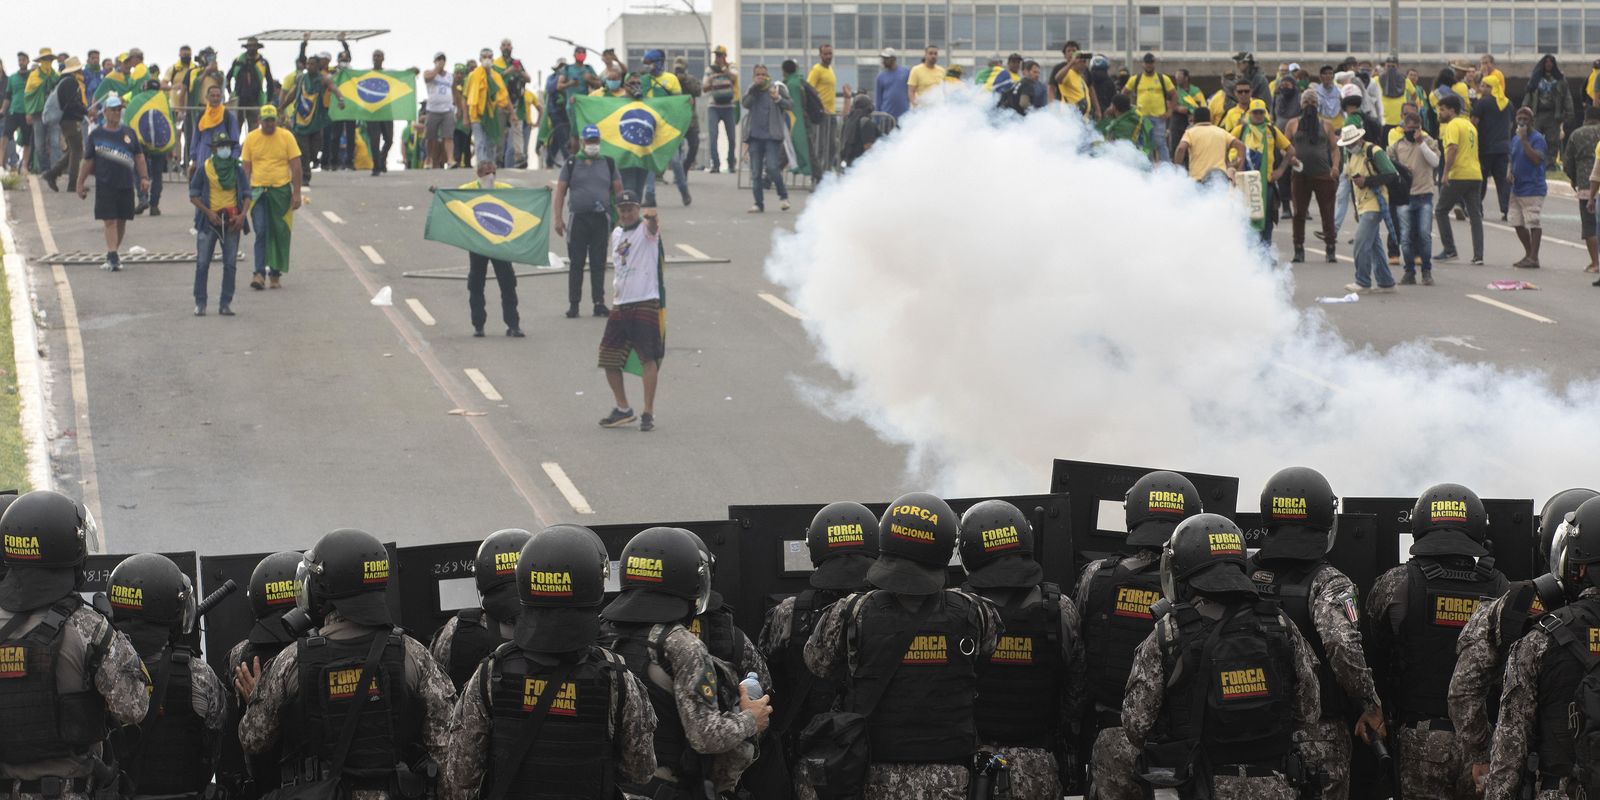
[424,188,551,266]
[331,69,417,122]
[571,95,692,171]
[126,90,177,155]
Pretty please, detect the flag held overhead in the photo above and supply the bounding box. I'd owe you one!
[126,90,177,155]
[424,189,552,266]
[572,95,693,171]
[331,70,417,121]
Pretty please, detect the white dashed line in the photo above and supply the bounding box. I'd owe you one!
[757,292,805,320]
[1483,220,1585,251]
[406,298,436,326]
[464,368,504,401]
[360,245,385,264]
[676,242,711,260]
[541,462,595,514]
[1466,293,1556,324]
[322,210,345,224]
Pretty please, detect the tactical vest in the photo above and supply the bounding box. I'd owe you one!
[0,597,110,763]
[1533,599,1600,783]
[122,646,212,796]
[1398,557,1508,722]
[775,590,844,741]
[1154,602,1297,766]
[973,583,1064,749]
[480,642,619,800]
[688,605,744,676]
[600,623,708,786]
[1496,580,1550,652]
[291,628,420,789]
[851,591,983,764]
[1248,559,1344,719]
[1083,556,1163,713]
[217,625,294,799]
[444,609,503,691]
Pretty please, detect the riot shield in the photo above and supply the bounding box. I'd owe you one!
[1342,497,1536,581]
[1235,512,1385,596]
[1049,459,1239,579]
[198,551,273,679]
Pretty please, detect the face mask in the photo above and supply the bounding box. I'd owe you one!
[478,175,496,189]
[1404,129,1417,142]
[215,146,234,159]
[481,58,492,68]
[605,78,621,90]
[181,55,191,64]
[583,143,601,158]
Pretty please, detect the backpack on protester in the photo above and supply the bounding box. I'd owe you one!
[43,86,63,127]
[800,79,826,125]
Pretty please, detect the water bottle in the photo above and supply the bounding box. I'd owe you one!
[740,672,764,700]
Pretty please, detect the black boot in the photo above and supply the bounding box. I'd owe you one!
[1325,247,1337,263]
[1291,247,1305,263]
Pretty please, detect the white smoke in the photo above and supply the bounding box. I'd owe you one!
[765,88,1599,508]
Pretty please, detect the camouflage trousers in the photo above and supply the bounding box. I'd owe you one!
[1398,724,1475,800]
[863,762,969,800]
[993,746,1059,800]
[1298,716,1353,800]
[1210,774,1297,800]
[1089,727,1141,800]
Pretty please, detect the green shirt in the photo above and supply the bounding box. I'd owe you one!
[6,72,26,111]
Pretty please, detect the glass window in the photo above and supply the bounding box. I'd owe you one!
[1027,11,1048,51]
[1490,14,1513,51]
[1210,7,1230,52]
[1419,9,1441,54]
[1255,8,1276,54]
[1187,7,1208,51]
[790,3,807,49]
[1164,13,1184,52]
[953,11,972,49]
[743,6,762,49]
[906,4,926,48]
[1047,16,1067,49]
[1326,7,1347,53]
[1232,8,1252,53]
[1537,10,1558,52]
[1443,8,1465,54]
[883,4,903,49]
[1069,12,1091,46]
[1562,9,1583,54]
[1093,6,1115,50]
[977,6,997,51]
[1397,8,1417,55]
[1467,11,1488,53]
[1139,6,1162,50]
[1115,5,1127,52]
[1374,7,1389,55]
[1303,8,1323,54]
[929,12,946,48]
[1000,6,1021,50]
[1589,10,1600,58]
[836,10,858,48]
[1350,7,1371,53]
[813,12,835,47]
[859,5,879,48]
[764,7,786,48]
[1514,9,1533,55]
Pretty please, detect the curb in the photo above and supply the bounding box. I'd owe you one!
[0,182,55,492]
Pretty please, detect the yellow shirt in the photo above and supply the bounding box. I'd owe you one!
[465,66,510,119]
[1439,116,1482,181]
[1231,121,1290,175]
[807,64,836,113]
[1380,78,1416,128]
[1056,68,1088,107]
[1124,71,1173,118]
[1344,146,1387,214]
[1589,69,1599,105]
[642,72,681,97]
[203,161,238,214]
[1179,123,1235,181]
[1207,90,1227,121]
[907,64,946,104]
[457,180,513,189]
[1220,106,1248,132]
[241,127,303,189]
[1387,126,1404,147]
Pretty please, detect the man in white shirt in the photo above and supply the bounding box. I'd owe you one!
[596,190,665,432]
[421,52,456,168]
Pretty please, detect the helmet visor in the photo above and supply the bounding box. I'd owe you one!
[179,574,196,635]
[80,506,98,555]
[693,552,712,616]
[294,557,316,614]
[1552,517,1575,578]
[1160,540,1178,602]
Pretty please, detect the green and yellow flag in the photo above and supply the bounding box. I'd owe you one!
[330,69,417,122]
[126,90,177,155]
[424,188,551,266]
[571,95,693,171]
[93,71,128,104]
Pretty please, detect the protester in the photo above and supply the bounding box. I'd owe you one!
[1124,53,1175,161]
[1474,73,1513,221]
[1231,98,1294,245]
[422,53,456,169]
[839,93,879,167]
[74,93,149,273]
[1563,107,1600,273]
[453,63,473,168]
[2,52,30,173]
[672,57,701,171]
[493,40,528,170]
[1523,55,1572,166]
[1314,65,1341,124]
[557,47,599,151]
[807,44,839,178]
[41,57,85,193]
[228,37,274,131]
[283,47,343,184]
[166,46,196,163]
[134,74,169,217]
[239,104,302,290]
[1271,76,1300,217]
[1387,111,1441,284]
[366,49,407,175]
[1088,55,1117,113]
[26,48,59,176]
[1053,49,1098,119]
[1435,95,1485,265]
[997,60,1048,116]
[1099,94,1150,156]
[874,49,910,119]
[1235,51,1270,102]
[743,64,791,213]
[464,49,508,167]
[1339,123,1399,293]
[906,46,945,108]
[1219,79,1256,134]
[1173,106,1240,182]
[1286,89,1340,263]
[455,161,521,338]
[553,125,622,319]
[191,83,239,172]
[1378,56,1415,141]
[1508,106,1548,269]
[597,191,664,433]
[704,45,740,172]
[638,50,687,207]
[188,133,248,316]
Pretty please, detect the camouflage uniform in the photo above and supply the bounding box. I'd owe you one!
[1447,592,1513,770]
[1075,553,1158,800]
[0,603,152,800]
[1120,599,1322,800]
[426,613,513,672]
[803,589,1003,800]
[438,649,658,800]
[981,593,1085,800]
[635,623,760,793]
[237,612,457,800]
[757,596,818,800]
[690,611,772,690]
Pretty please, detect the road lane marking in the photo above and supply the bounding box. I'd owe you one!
[541,462,594,514]
[360,245,385,264]
[676,243,711,260]
[1466,293,1556,324]
[406,298,436,326]
[322,210,344,224]
[464,368,504,402]
[1483,219,1585,251]
[757,292,805,320]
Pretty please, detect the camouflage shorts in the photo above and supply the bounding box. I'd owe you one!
[1089,726,1141,800]
[994,746,1059,800]
[1212,775,1297,800]
[864,762,969,800]
[1297,716,1353,800]
[1398,725,1475,800]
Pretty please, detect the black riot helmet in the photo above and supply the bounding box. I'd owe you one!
[514,525,607,653]
[0,490,96,611]
[1160,513,1259,604]
[248,551,304,620]
[1409,483,1490,558]
[1124,471,1202,548]
[1539,489,1598,568]
[296,528,392,627]
[958,499,1043,589]
[107,553,196,635]
[601,527,709,624]
[1256,466,1338,563]
[869,492,958,595]
[475,528,532,623]
[1558,497,1600,595]
[805,501,879,591]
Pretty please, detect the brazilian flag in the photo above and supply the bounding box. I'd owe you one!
[331,69,416,122]
[424,188,551,266]
[93,72,128,104]
[571,95,693,171]
[125,90,177,155]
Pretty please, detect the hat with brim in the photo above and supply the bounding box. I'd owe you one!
[1186,561,1260,597]
[0,566,77,612]
[244,38,264,50]
[513,606,602,654]
[328,592,392,626]
[258,104,278,119]
[601,588,692,624]
[810,553,874,591]
[1336,125,1365,148]
[102,94,124,109]
[37,49,54,61]
[60,58,83,75]
[965,553,1045,589]
[867,553,946,595]
[1409,529,1489,558]
[1126,518,1182,548]
[208,134,239,149]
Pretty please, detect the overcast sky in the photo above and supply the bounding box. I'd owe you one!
[3,0,671,85]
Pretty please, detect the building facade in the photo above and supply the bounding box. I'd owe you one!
[606,11,716,83]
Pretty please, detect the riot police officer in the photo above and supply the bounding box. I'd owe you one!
[758,501,878,799]
[105,554,226,799]
[1072,470,1200,800]
[1365,483,1509,800]
[429,528,530,691]
[218,551,310,800]
[0,490,150,800]
[958,499,1084,800]
[688,533,770,689]
[1245,467,1385,800]
[1122,513,1321,799]
[803,493,1002,800]
[1452,487,1597,789]
[599,526,771,798]
[236,529,456,800]
[440,524,657,799]
[1481,495,1600,800]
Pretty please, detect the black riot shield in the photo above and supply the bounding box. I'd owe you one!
[198,551,273,679]
[590,518,745,619]
[1049,459,1239,579]
[394,541,481,646]
[1235,512,1385,596]
[1342,497,1536,581]
[83,552,203,651]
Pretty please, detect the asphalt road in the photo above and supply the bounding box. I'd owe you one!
[6,155,1596,555]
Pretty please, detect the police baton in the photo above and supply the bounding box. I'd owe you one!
[195,579,239,618]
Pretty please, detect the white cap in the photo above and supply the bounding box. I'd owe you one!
[1288,62,1301,72]
[880,48,897,59]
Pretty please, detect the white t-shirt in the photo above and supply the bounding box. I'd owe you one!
[611,222,662,306]
[425,72,454,113]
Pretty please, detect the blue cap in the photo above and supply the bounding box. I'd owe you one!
[582,125,601,140]
[644,49,665,63]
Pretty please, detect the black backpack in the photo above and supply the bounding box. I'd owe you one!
[799,79,826,125]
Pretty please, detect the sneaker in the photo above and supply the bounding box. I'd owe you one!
[1421,272,1435,286]
[134,200,149,216]
[1434,251,1458,262]
[593,303,608,317]
[747,205,763,213]
[566,304,580,319]
[109,259,122,272]
[194,304,206,316]
[150,205,160,217]
[219,305,235,316]
[1325,249,1337,263]
[681,189,692,206]
[1399,273,1417,285]
[1372,284,1397,293]
[709,166,720,174]
[100,260,115,271]
[1343,283,1370,293]
[43,174,58,192]
[473,326,485,338]
[1470,257,1484,266]
[639,412,654,432]
[1387,255,1400,266]
[780,199,791,211]
[599,408,636,428]
[269,274,282,289]
[1514,260,1540,269]
[507,327,525,337]
[250,274,265,290]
